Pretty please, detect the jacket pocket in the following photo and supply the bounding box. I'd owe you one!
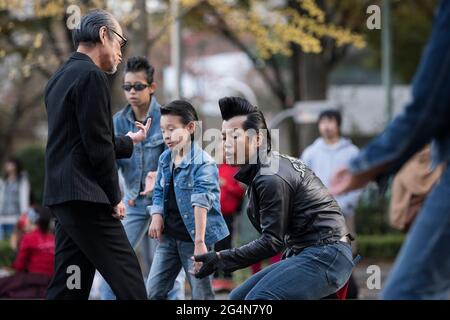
[178,177,194,189]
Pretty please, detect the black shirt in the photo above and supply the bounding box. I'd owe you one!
[134,117,150,192]
[164,165,192,242]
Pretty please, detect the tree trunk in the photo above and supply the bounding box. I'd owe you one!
[111,0,150,111]
[284,42,303,157]
[294,52,328,155]
[300,52,328,100]
[131,0,150,57]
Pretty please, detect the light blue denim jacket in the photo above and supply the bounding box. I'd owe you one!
[113,98,165,202]
[149,143,229,246]
[349,0,450,175]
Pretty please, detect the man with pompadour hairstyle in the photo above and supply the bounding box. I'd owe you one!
[193,97,358,300]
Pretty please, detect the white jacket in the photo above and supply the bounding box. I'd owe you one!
[301,137,362,216]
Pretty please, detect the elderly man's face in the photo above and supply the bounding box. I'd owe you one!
[99,19,125,74]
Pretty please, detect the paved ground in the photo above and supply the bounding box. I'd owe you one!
[187,259,394,300]
[352,259,393,300]
[1,259,394,300]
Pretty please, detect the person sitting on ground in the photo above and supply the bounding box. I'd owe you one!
[0,206,55,299]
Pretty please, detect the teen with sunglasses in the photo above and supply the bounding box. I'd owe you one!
[98,56,185,299]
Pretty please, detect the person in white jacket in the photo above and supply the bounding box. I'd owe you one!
[301,110,361,225]
[301,110,361,298]
[0,158,30,240]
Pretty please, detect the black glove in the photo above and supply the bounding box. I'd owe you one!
[193,251,222,279]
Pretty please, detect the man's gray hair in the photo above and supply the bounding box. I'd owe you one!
[72,9,116,48]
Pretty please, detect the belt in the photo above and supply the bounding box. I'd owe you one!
[339,234,362,266]
[339,234,352,244]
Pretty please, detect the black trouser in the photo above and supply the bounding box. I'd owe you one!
[214,214,234,279]
[46,201,147,300]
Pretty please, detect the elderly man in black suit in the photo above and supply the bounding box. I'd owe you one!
[44,10,149,299]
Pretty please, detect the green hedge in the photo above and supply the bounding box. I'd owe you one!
[357,233,405,260]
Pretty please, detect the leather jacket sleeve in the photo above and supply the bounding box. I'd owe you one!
[219,174,290,272]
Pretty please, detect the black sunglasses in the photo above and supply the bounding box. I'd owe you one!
[122,83,150,91]
[109,28,127,48]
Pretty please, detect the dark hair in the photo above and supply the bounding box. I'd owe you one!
[35,206,53,234]
[72,10,116,48]
[161,100,199,124]
[318,109,342,128]
[124,56,155,84]
[3,157,23,179]
[218,96,271,152]
[161,100,199,143]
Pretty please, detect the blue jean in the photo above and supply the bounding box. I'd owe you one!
[99,197,184,300]
[147,234,215,300]
[230,242,354,300]
[382,163,450,299]
[0,224,15,240]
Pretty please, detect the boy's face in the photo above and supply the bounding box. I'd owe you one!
[221,115,260,166]
[318,116,340,140]
[123,71,155,108]
[160,114,194,151]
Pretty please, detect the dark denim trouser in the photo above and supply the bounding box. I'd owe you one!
[230,241,354,300]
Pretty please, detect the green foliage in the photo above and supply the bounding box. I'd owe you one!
[0,240,14,267]
[355,183,393,235]
[357,233,404,259]
[364,0,438,83]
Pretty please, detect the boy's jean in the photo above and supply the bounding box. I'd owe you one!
[147,234,215,300]
[99,197,185,300]
[230,242,354,300]
[382,163,450,299]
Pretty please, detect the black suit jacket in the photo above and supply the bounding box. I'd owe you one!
[43,52,133,207]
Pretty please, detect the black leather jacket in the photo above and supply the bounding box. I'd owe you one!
[219,152,349,272]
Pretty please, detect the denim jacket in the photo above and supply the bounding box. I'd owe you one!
[149,143,229,246]
[113,98,165,202]
[349,0,450,176]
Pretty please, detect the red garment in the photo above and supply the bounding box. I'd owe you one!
[251,253,282,274]
[17,213,29,230]
[12,228,55,277]
[335,281,349,300]
[219,164,245,216]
